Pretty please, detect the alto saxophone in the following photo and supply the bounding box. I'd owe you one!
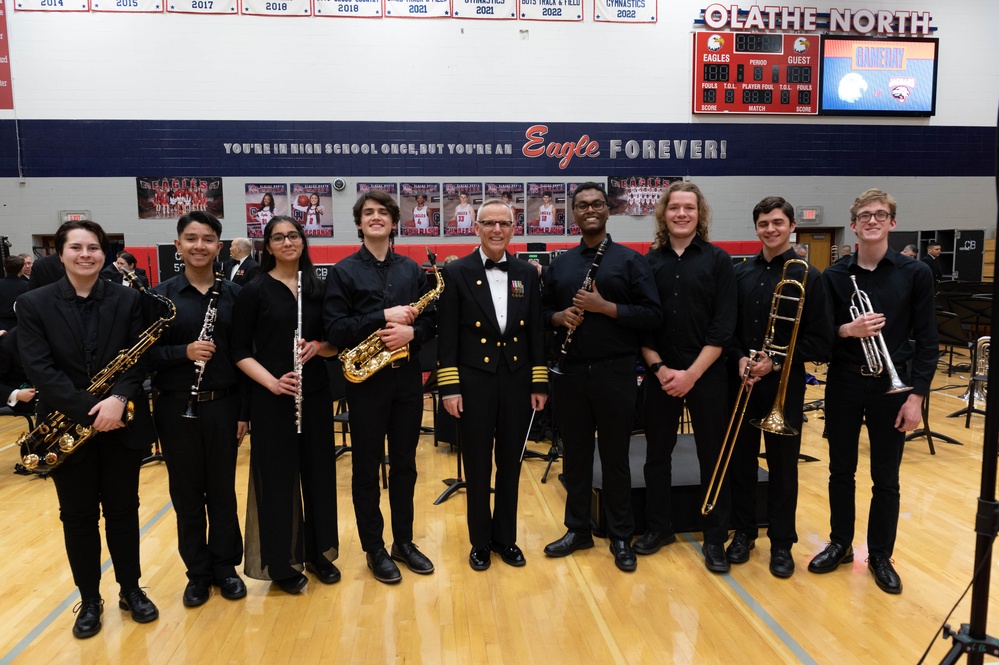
[181,272,224,419]
[20,271,176,474]
[341,248,444,383]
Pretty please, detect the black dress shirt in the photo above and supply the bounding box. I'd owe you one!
[644,236,736,369]
[323,245,437,353]
[824,248,938,395]
[150,274,242,392]
[541,236,661,362]
[731,248,832,365]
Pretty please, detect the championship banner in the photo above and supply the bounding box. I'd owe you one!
[245,183,288,239]
[0,0,11,109]
[315,0,381,16]
[399,183,441,238]
[442,183,482,237]
[452,0,514,19]
[519,0,581,22]
[290,183,333,237]
[592,0,654,23]
[167,0,238,14]
[137,177,224,220]
[607,175,680,215]
[241,0,311,15]
[356,182,398,197]
[13,0,89,11]
[91,0,162,11]
[526,182,565,236]
[385,0,449,18]
[484,182,525,235]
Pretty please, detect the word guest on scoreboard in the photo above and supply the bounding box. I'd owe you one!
[693,31,821,115]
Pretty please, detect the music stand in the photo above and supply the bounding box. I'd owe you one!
[434,426,466,504]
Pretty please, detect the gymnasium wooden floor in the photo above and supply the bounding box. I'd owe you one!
[0,355,996,664]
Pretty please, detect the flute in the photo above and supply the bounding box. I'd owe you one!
[294,271,304,434]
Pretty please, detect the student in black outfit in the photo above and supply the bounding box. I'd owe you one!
[921,241,944,283]
[635,181,737,573]
[541,182,661,572]
[16,220,159,638]
[149,212,249,607]
[324,190,437,584]
[725,196,832,578]
[808,189,937,595]
[0,256,28,331]
[232,215,340,594]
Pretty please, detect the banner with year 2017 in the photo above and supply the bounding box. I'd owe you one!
[91,0,162,11]
[385,0,449,17]
[592,0,655,22]
[315,0,382,16]
[241,0,311,15]
[519,0,581,22]
[453,0,514,19]
[167,0,238,14]
[13,0,89,11]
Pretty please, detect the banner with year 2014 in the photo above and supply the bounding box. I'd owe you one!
[315,0,382,16]
[453,0,514,19]
[520,0,581,22]
[241,0,311,15]
[13,0,89,11]
[385,0,449,17]
[593,0,655,23]
[167,0,238,14]
[91,0,162,11]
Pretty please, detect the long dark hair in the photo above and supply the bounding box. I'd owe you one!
[261,215,324,300]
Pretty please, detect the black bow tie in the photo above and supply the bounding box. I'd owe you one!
[484,259,508,272]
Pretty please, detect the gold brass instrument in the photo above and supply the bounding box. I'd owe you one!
[20,272,176,473]
[960,335,990,408]
[340,248,444,383]
[701,258,809,515]
[181,273,223,419]
[848,275,912,394]
[294,271,304,433]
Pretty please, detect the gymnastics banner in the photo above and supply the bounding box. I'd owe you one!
[315,0,382,16]
[453,0,514,19]
[399,182,441,237]
[593,0,655,23]
[385,0,449,17]
[241,0,311,15]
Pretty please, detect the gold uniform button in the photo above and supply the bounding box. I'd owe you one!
[476,280,482,286]
[502,342,507,347]
[513,356,518,362]
[484,357,490,363]
[513,336,518,342]
[520,320,525,326]
[475,321,481,328]
[481,338,487,344]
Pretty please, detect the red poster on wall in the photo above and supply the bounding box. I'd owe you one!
[0,0,12,110]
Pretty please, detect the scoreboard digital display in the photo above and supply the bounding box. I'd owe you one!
[693,32,821,115]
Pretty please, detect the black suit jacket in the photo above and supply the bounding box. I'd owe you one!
[436,250,547,397]
[27,253,65,290]
[0,328,35,414]
[225,257,261,286]
[16,277,154,449]
[100,265,149,289]
[0,276,28,331]
[921,254,944,283]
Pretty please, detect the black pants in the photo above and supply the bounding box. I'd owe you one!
[51,434,146,600]
[728,366,806,549]
[346,361,423,553]
[552,357,637,540]
[458,363,533,549]
[643,362,729,545]
[824,365,908,557]
[155,392,242,583]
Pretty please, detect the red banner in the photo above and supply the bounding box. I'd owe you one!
[0,0,12,109]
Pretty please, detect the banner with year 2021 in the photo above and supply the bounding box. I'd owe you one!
[315,0,382,16]
[453,0,514,19]
[520,0,581,21]
[241,0,311,15]
[385,0,449,17]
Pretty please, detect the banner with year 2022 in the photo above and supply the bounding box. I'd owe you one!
[385,0,449,17]
[315,0,382,16]
[520,0,581,21]
[242,0,311,15]
[167,0,238,14]
[592,0,655,23]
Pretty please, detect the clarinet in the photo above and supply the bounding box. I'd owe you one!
[294,271,304,434]
[181,273,224,419]
[549,237,610,375]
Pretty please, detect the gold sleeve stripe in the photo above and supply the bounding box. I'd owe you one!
[437,367,460,386]
[532,366,549,382]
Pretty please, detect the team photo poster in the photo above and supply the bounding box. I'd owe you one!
[607,175,683,216]
[244,183,289,238]
[400,182,441,237]
[137,177,223,220]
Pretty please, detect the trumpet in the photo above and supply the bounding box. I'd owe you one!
[701,259,809,516]
[849,275,912,394]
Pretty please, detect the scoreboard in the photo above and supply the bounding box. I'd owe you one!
[693,32,821,115]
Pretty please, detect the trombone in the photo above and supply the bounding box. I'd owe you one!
[849,275,912,395]
[701,259,809,516]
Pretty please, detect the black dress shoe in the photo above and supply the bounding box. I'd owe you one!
[726,532,755,564]
[215,575,248,599]
[807,542,854,574]
[391,542,435,574]
[703,543,730,573]
[491,543,526,567]
[72,598,103,639]
[770,547,795,578]
[633,530,677,555]
[367,548,402,584]
[868,554,902,594]
[305,559,342,584]
[274,572,308,594]
[183,580,211,607]
[469,548,491,571]
[610,539,637,572]
[118,588,159,623]
[543,531,595,558]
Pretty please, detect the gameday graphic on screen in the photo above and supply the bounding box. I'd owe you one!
[385,0,449,17]
[485,182,525,235]
[693,32,821,115]
[137,177,223,220]
[290,183,333,237]
[400,183,441,237]
[244,183,288,239]
[314,0,381,16]
[453,0,515,18]
[443,183,483,237]
[593,0,655,23]
[607,175,681,215]
[526,183,566,236]
[241,0,310,15]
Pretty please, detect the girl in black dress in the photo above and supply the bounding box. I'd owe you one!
[232,215,340,593]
